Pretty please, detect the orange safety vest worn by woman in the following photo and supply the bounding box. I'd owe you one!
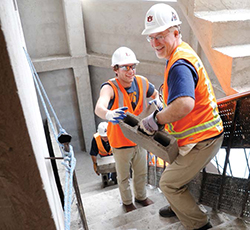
[93,133,112,156]
[107,75,149,148]
[163,42,224,147]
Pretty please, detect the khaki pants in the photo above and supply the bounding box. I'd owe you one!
[112,145,147,205]
[159,134,224,230]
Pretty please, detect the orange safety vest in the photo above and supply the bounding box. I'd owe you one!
[148,152,168,168]
[93,133,112,156]
[107,75,149,148]
[163,42,223,147]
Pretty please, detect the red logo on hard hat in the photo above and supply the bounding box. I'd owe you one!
[125,52,130,56]
[147,16,153,22]
[171,12,177,21]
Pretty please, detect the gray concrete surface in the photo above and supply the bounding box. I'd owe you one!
[16,0,226,153]
[120,113,178,164]
[74,152,250,230]
[17,0,96,152]
[97,155,116,174]
[178,0,250,94]
[0,1,64,228]
[2,0,250,229]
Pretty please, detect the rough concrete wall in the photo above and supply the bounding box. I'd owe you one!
[82,0,225,128]
[17,0,69,58]
[15,0,225,154]
[17,0,95,152]
[0,33,57,229]
[38,69,85,151]
[82,0,191,63]
[0,0,64,229]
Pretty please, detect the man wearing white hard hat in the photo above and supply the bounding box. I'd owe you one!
[95,46,161,212]
[139,3,224,230]
[89,122,117,186]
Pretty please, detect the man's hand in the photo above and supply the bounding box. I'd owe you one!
[139,111,159,135]
[105,107,128,124]
[149,98,163,111]
[93,163,100,175]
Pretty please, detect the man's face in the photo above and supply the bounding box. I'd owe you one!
[101,136,108,142]
[115,63,136,87]
[147,28,176,60]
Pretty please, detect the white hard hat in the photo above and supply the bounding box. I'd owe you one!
[97,122,108,137]
[141,3,182,35]
[111,47,139,67]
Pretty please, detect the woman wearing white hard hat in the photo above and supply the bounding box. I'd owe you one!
[139,3,223,230]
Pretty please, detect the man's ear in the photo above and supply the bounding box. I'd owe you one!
[113,65,119,71]
[174,29,179,38]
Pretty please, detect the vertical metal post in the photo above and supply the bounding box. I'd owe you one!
[73,171,89,230]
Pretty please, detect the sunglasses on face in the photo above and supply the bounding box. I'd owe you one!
[118,64,137,71]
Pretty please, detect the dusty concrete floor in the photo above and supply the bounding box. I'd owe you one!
[70,151,107,230]
[70,152,250,230]
[74,151,100,186]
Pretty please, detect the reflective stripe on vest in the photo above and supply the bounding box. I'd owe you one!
[164,42,223,145]
[167,115,222,139]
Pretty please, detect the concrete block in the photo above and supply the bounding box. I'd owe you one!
[137,102,158,119]
[120,113,179,164]
[97,156,116,174]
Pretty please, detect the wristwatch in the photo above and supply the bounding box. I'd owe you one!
[153,110,159,124]
[153,110,164,130]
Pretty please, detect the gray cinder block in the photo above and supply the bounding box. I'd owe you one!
[97,156,116,174]
[120,113,179,164]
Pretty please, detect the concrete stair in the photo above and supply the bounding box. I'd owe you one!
[70,152,250,229]
[56,150,250,230]
[82,184,181,230]
[177,0,250,95]
[79,180,249,230]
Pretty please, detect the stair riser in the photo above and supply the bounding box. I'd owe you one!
[194,0,250,12]
[212,20,250,47]
[231,56,250,92]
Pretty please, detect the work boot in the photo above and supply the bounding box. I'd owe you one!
[135,198,154,206]
[194,222,212,230]
[123,203,136,213]
[159,205,176,217]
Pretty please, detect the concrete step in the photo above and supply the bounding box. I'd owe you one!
[195,9,250,47]
[213,45,250,92]
[75,153,249,229]
[195,9,250,22]
[79,179,118,198]
[178,0,250,94]
[212,217,250,229]
[87,186,180,230]
[80,180,248,230]
[82,185,128,227]
[214,44,250,58]
[193,0,250,12]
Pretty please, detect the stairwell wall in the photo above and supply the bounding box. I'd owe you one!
[81,0,226,125]
[15,0,225,153]
[0,0,64,228]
